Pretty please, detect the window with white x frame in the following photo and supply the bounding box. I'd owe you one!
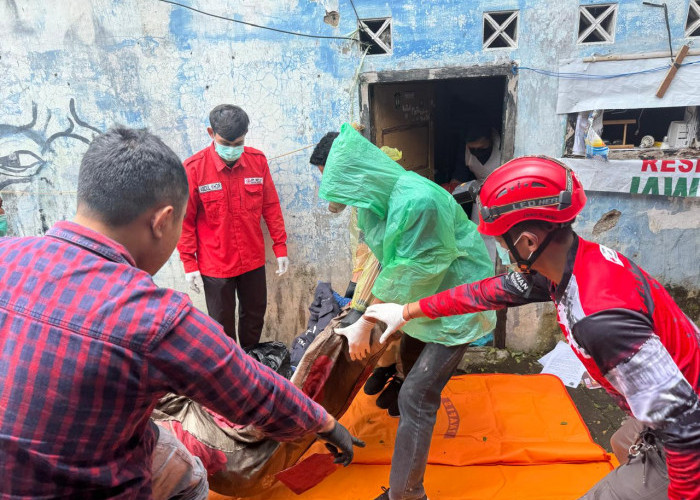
[358,18,392,55]
[483,10,519,49]
[578,4,618,44]
[687,0,700,38]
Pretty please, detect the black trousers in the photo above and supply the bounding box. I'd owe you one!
[397,333,427,379]
[201,266,266,349]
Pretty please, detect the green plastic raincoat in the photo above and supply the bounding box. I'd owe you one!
[320,123,496,346]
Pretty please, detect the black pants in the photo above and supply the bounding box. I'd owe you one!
[397,334,426,379]
[391,340,469,499]
[201,266,266,349]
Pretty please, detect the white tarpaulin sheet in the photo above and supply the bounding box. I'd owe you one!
[556,56,700,114]
[558,157,700,197]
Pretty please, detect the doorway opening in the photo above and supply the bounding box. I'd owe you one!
[363,71,513,191]
[359,67,517,348]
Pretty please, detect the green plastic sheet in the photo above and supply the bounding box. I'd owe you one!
[320,123,496,346]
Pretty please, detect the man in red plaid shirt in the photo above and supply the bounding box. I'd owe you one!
[0,128,363,499]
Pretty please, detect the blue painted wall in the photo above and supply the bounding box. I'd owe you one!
[1,0,697,344]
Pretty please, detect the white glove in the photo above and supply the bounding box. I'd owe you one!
[185,270,202,294]
[364,303,408,344]
[334,317,374,361]
[276,256,289,276]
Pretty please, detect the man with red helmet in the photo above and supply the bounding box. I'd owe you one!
[366,156,700,500]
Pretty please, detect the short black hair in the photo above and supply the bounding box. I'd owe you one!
[463,121,491,143]
[77,127,188,226]
[309,132,339,166]
[209,104,249,141]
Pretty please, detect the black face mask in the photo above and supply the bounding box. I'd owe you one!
[470,146,492,165]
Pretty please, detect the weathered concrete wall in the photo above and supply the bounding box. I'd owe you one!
[0,0,358,343]
[1,0,697,347]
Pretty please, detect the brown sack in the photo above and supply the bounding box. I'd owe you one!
[152,308,388,497]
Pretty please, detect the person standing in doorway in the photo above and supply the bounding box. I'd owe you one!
[451,121,502,264]
[177,105,290,348]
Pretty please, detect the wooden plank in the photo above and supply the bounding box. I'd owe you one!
[602,119,636,126]
[608,145,634,149]
[656,45,690,98]
[372,83,435,178]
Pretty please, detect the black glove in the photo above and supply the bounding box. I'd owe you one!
[317,421,365,466]
[344,281,357,299]
[338,307,364,328]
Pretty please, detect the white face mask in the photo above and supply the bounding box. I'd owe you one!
[495,243,512,266]
[499,232,539,272]
[514,233,539,259]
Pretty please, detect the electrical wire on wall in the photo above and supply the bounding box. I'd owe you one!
[513,60,700,80]
[159,0,371,124]
[158,0,359,43]
[3,143,323,198]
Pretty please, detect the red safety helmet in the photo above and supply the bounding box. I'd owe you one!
[476,156,587,236]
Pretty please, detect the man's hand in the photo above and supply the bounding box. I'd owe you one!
[364,303,409,344]
[317,419,365,467]
[185,271,202,294]
[276,257,290,276]
[334,317,374,361]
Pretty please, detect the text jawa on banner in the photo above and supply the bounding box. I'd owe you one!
[559,158,700,198]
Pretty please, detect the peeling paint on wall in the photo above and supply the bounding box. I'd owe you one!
[646,206,700,234]
[592,209,622,236]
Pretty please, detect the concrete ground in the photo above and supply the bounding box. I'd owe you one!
[457,346,627,452]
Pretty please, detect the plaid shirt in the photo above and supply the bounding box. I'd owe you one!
[0,221,327,499]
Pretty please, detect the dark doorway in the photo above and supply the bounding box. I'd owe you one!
[366,75,510,188]
[361,68,516,348]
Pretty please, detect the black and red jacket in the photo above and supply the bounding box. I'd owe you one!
[420,235,700,500]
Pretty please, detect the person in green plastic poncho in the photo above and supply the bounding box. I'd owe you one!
[311,123,496,500]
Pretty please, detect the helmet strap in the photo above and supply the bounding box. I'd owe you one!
[503,229,557,273]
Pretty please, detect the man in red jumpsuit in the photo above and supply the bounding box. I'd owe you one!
[365,156,700,500]
[177,105,289,348]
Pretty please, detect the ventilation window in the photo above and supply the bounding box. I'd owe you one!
[483,10,519,49]
[359,18,392,55]
[578,4,617,44]
[687,0,700,37]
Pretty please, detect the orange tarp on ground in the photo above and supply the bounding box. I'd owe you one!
[210,374,614,500]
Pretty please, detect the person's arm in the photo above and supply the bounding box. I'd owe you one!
[177,166,200,274]
[365,272,552,341]
[419,271,552,318]
[149,305,330,440]
[572,311,700,497]
[261,160,287,259]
